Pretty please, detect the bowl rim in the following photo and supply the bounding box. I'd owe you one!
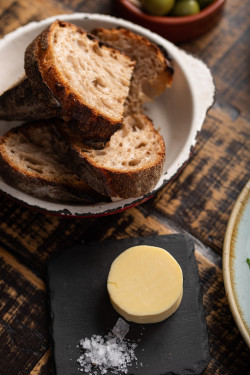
[118,0,226,24]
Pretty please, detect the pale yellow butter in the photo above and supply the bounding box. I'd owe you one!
[107,245,183,324]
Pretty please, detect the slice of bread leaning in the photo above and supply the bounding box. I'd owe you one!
[0,77,62,121]
[0,121,108,203]
[93,27,174,115]
[51,27,172,198]
[53,114,165,199]
[24,20,136,145]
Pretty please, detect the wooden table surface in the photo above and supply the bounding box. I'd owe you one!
[0,0,249,374]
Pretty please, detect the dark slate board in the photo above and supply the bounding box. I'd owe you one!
[47,234,210,375]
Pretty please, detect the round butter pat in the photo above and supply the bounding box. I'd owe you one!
[107,245,183,324]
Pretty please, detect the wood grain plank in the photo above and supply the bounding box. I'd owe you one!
[83,206,173,242]
[212,30,250,121]
[53,0,113,14]
[151,106,250,252]
[181,0,249,67]
[0,200,173,270]
[180,1,250,125]
[0,0,68,36]
[0,246,49,375]
[30,350,52,375]
[0,195,95,270]
[0,0,113,38]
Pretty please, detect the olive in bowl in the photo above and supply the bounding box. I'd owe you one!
[116,0,226,43]
[142,0,214,17]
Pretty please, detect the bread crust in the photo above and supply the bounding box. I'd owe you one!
[54,115,165,199]
[24,20,135,145]
[0,121,109,203]
[0,77,61,121]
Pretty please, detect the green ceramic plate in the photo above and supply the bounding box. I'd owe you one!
[223,180,250,348]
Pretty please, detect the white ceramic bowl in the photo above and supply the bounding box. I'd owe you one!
[223,180,250,348]
[0,13,215,216]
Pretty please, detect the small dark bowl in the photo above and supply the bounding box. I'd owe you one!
[116,0,226,43]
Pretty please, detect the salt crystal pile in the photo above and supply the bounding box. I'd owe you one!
[77,318,138,374]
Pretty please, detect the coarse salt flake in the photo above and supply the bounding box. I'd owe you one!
[77,319,139,374]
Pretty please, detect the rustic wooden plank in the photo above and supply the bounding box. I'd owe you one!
[182,1,249,66]
[0,0,113,38]
[83,206,173,242]
[0,195,95,270]
[179,1,250,123]
[0,0,69,36]
[212,33,250,121]
[0,246,49,375]
[150,106,250,253]
[0,201,172,269]
[30,350,52,375]
[53,0,113,14]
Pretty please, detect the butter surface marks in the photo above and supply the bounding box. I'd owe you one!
[107,245,183,324]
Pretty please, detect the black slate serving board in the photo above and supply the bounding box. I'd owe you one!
[47,234,210,375]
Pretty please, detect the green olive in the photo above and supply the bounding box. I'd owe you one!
[198,0,213,9]
[171,0,200,16]
[142,0,175,16]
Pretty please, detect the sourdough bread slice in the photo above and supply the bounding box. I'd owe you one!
[93,27,174,115]
[0,77,61,121]
[54,114,165,198]
[0,121,108,203]
[24,20,136,144]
